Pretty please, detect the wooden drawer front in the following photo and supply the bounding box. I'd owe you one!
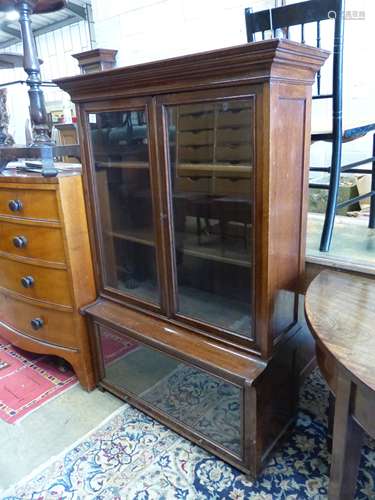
[175,177,210,193]
[0,188,59,221]
[216,145,251,164]
[178,112,214,131]
[213,178,251,196]
[0,221,65,264]
[0,292,76,348]
[179,146,213,163]
[0,257,71,306]
[179,130,214,146]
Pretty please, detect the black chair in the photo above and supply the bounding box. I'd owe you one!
[245,0,375,252]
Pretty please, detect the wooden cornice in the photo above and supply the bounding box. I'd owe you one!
[55,39,329,102]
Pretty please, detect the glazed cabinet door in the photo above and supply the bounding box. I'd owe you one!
[157,88,255,340]
[83,99,163,310]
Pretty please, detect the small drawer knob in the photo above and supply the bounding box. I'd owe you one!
[8,199,23,212]
[13,235,28,248]
[21,275,34,288]
[31,318,44,330]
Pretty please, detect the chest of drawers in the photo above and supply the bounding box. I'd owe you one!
[0,170,96,390]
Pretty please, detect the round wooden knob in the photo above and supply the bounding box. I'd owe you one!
[21,275,34,288]
[13,235,28,248]
[30,318,44,330]
[8,199,23,212]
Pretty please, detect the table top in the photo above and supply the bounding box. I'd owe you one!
[305,270,375,393]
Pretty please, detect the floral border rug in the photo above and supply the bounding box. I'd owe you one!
[2,369,375,499]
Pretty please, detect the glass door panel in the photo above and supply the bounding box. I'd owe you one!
[165,98,254,336]
[88,109,159,305]
[98,326,242,457]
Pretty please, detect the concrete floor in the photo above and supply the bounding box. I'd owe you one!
[307,212,375,273]
[0,384,123,492]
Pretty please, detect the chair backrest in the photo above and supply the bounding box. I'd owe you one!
[245,0,345,154]
[245,0,344,98]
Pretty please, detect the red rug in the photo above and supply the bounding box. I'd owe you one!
[0,330,136,424]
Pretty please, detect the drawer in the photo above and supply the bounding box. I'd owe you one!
[213,178,251,196]
[217,108,252,128]
[178,130,214,146]
[178,113,214,131]
[0,292,76,348]
[175,176,210,194]
[0,187,59,221]
[0,257,72,306]
[0,221,65,264]
[179,145,213,163]
[215,144,252,164]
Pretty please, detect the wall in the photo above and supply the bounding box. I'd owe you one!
[92,0,270,66]
[90,0,374,171]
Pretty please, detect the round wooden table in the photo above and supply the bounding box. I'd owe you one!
[305,270,375,500]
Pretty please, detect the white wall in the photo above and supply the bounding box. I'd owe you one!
[92,0,270,66]
[91,0,375,171]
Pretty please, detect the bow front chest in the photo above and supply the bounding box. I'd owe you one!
[0,170,96,390]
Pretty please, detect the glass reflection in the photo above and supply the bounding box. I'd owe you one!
[167,99,254,336]
[89,110,159,304]
[100,328,242,456]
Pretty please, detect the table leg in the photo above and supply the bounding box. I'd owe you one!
[327,391,335,453]
[329,372,364,500]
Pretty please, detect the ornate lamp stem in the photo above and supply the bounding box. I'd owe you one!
[17,1,51,145]
[15,0,57,176]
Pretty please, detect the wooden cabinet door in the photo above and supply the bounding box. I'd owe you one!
[82,98,165,312]
[155,87,256,342]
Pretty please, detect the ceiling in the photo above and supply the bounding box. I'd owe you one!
[0,0,91,49]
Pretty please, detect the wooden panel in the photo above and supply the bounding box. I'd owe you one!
[84,299,266,383]
[56,40,329,103]
[0,291,76,348]
[0,187,59,221]
[57,175,96,309]
[0,256,72,306]
[267,86,310,347]
[0,220,65,263]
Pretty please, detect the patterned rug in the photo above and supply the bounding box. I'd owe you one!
[2,369,375,499]
[0,331,135,424]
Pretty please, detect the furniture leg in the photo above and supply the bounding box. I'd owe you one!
[319,0,345,252]
[329,371,364,500]
[369,133,375,229]
[327,391,335,453]
[68,352,96,392]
